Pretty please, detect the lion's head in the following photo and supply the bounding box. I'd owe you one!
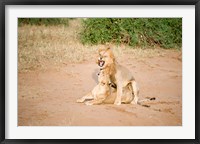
[97,70,110,86]
[97,46,115,69]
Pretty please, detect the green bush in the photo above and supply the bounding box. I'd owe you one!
[18,18,69,26]
[80,18,182,49]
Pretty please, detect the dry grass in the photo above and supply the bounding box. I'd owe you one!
[18,19,93,72]
[18,18,177,72]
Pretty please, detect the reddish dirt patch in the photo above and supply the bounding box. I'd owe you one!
[18,50,182,126]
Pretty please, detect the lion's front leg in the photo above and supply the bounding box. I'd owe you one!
[85,98,105,105]
[76,92,93,103]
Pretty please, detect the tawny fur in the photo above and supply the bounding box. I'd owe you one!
[98,46,139,105]
[76,70,134,105]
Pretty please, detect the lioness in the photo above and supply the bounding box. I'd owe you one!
[76,70,111,105]
[97,46,139,105]
[76,70,134,105]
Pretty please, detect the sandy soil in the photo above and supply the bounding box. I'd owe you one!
[18,50,182,126]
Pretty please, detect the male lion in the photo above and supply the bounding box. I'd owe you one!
[97,46,139,105]
[76,70,134,105]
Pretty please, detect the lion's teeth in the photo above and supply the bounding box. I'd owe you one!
[100,62,104,67]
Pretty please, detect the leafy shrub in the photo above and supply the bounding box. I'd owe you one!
[18,18,69,26]
[80,18,182,49]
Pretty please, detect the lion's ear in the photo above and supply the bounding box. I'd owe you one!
[106,45,111,51]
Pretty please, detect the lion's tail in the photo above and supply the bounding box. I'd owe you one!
[137,97,156,107]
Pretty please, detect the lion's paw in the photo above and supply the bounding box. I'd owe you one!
[76,98,85,103]
[114,101,121,105]
[85,101,93,105]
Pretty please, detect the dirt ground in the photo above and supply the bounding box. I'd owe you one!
[18,49,182,126]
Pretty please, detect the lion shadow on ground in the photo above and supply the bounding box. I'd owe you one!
[92,68,99,84]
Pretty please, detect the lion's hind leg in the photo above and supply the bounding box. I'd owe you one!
[130,80,139,105]
[76,92,94,103]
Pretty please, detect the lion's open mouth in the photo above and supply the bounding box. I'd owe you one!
[98,60,105,67]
